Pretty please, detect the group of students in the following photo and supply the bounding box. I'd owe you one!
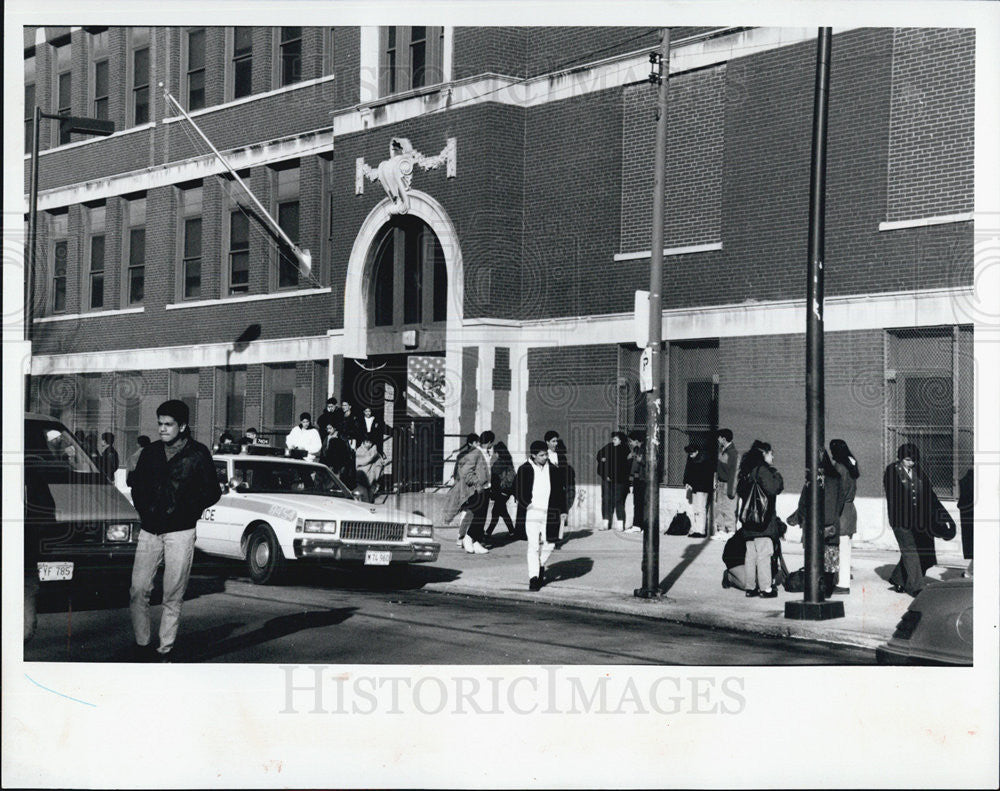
[594,431,649,533]
[444,430,570,591]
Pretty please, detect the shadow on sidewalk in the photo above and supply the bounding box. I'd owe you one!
[658,537,714,595]
[545,557,594,584]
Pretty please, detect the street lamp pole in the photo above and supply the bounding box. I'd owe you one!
[786,27,844,621]
[635,28,670,600]
[24,111,115,411]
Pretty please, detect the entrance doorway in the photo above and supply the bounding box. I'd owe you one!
[342,352,446,491]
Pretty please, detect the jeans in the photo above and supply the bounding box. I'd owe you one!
[130,528,196,654]
[744,536,773,591]
[688,491,708,534]
[837,535,852,589]
[465,490,491,543]
[525,508,554,579]
[601,479,627,527]
[713,480,736,535]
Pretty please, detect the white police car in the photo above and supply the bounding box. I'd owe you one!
[197,454,439,584]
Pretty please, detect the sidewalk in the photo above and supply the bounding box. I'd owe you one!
[386,491,967,651]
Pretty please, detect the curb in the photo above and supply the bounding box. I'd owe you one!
[420,580,885,652]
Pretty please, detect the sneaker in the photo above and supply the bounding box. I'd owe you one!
[711,533,728,541]
[759,587,779,598]
[624,525,642,534]
[745,588,760,598]
[472,541,489,554]
[156,649,173,662]
[831,586,850,595]
[721,571,731,589]
[528,577,541,591]
[462,534,475,553]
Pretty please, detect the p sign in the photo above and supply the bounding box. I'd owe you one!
[634,290,649,348]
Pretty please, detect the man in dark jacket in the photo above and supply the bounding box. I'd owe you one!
[129,400,220,661]
[514,440,568,590]
[683,442,714,538]
[98,432,120,483]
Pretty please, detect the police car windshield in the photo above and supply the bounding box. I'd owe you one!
[233,460,353,498]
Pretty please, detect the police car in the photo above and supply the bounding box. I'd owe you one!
[197,450,439,584]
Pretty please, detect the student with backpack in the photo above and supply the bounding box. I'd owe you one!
[735,440,784,598]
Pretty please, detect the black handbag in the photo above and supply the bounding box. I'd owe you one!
[739,476,770,530]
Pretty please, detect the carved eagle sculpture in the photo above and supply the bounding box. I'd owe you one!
[358,137,453,215]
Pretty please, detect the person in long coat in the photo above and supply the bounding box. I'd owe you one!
[829,439,860,593]
[485,441,517,540]
[596,431,630,531]
[883,443,956,596]
[514,441,568,590]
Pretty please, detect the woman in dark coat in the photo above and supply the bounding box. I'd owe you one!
[787,452,846,597]
[735,440,784,598]
[485,441,517,539]
[596,431,630,531]
[883,443,956,596]
[829,439,860,593]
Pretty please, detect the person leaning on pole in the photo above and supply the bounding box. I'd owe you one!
[128,400,221,661]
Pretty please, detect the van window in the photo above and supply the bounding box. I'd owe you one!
[25,419,105,484]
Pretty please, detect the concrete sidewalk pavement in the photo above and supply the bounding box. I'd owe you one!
[385,491,968,652]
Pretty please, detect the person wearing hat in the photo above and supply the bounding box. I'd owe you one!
[883,442,956,596]
[683,442,715,538]
[129,399,221,661]
[514,440,568,590]
[286,412,322,461]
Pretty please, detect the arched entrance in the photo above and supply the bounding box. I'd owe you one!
[341,192,463,490]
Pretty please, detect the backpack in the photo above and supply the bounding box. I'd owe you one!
[782,566,830,596]
[665,512,691,535]
[739,474,771,530]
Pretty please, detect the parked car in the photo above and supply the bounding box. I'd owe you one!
[24,413,141,640]
[197,453,440,584]
[876,577,973,666]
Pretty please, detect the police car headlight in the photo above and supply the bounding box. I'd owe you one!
[303,519,338,534]
[406,523,433,538]
[106,523,132,542]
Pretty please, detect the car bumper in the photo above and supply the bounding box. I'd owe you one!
[293,538,440,564]
[875,644,972,667]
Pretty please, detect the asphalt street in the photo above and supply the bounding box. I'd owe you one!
[24,563,875,665]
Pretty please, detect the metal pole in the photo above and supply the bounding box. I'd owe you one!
[636,28,670,599]
[787,28,842,620]
[25,105,42,411]
[162,90,309,267]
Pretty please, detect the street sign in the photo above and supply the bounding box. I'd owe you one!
[634,289,649,348]
[639,346,653,392]
[59,116,115,137]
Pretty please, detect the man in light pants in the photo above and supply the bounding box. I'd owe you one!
[514,440,567,591]
[128,400,220,661]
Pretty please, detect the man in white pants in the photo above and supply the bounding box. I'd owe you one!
[513,441,567,591]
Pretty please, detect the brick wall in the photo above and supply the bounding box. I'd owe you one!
[620,64,725,252]
[887,28,974,221]
[452,28,529,79]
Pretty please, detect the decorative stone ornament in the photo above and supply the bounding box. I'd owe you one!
[356,137,456,214]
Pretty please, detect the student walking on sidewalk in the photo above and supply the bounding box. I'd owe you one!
[514,440,567,591]
[735,440,783,598]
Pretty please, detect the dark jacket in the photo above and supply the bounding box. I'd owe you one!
[736,463,784,538]
[359,415,387,450]
[100,446,120,483]
[316,408,343,437]
[883,461,955,571]
[323,435,356,488]
[788,475,845,543]
[130,437,220,535]
[335,412,363,444]
[491,446,516,496]
[513,460,566,543]
[596,441,630,485]
[683,452,714,494]
[717,443,738,497]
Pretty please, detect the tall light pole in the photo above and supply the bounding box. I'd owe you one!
[786,28,844,621]
[635,29,670,600]
[25,110,115,410]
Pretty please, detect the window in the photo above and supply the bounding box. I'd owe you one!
[87,204,106,310]
[120,377,143,460]
[266,364,297,431]
[126,197,146,305]
[887,326,974,498]
[186,28,206,110]
[170,369,199,440]
[323,28,336,76]
[369,216,448,329]
[273,163,300,289]
[666,341,720,486]
[25,54,36,152]
[131,28,151,125]
[90,29,110,120]
[380,26,444,96]
[179,185,203,299]
[216,367,247,438]
[232,27,253,99]
[54,41,72,145]
[49,212,69,314]
[279,27,302,87]
[229,211,250,294]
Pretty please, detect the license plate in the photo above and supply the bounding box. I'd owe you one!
[364,550,392,566]
[38,562,74,582]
